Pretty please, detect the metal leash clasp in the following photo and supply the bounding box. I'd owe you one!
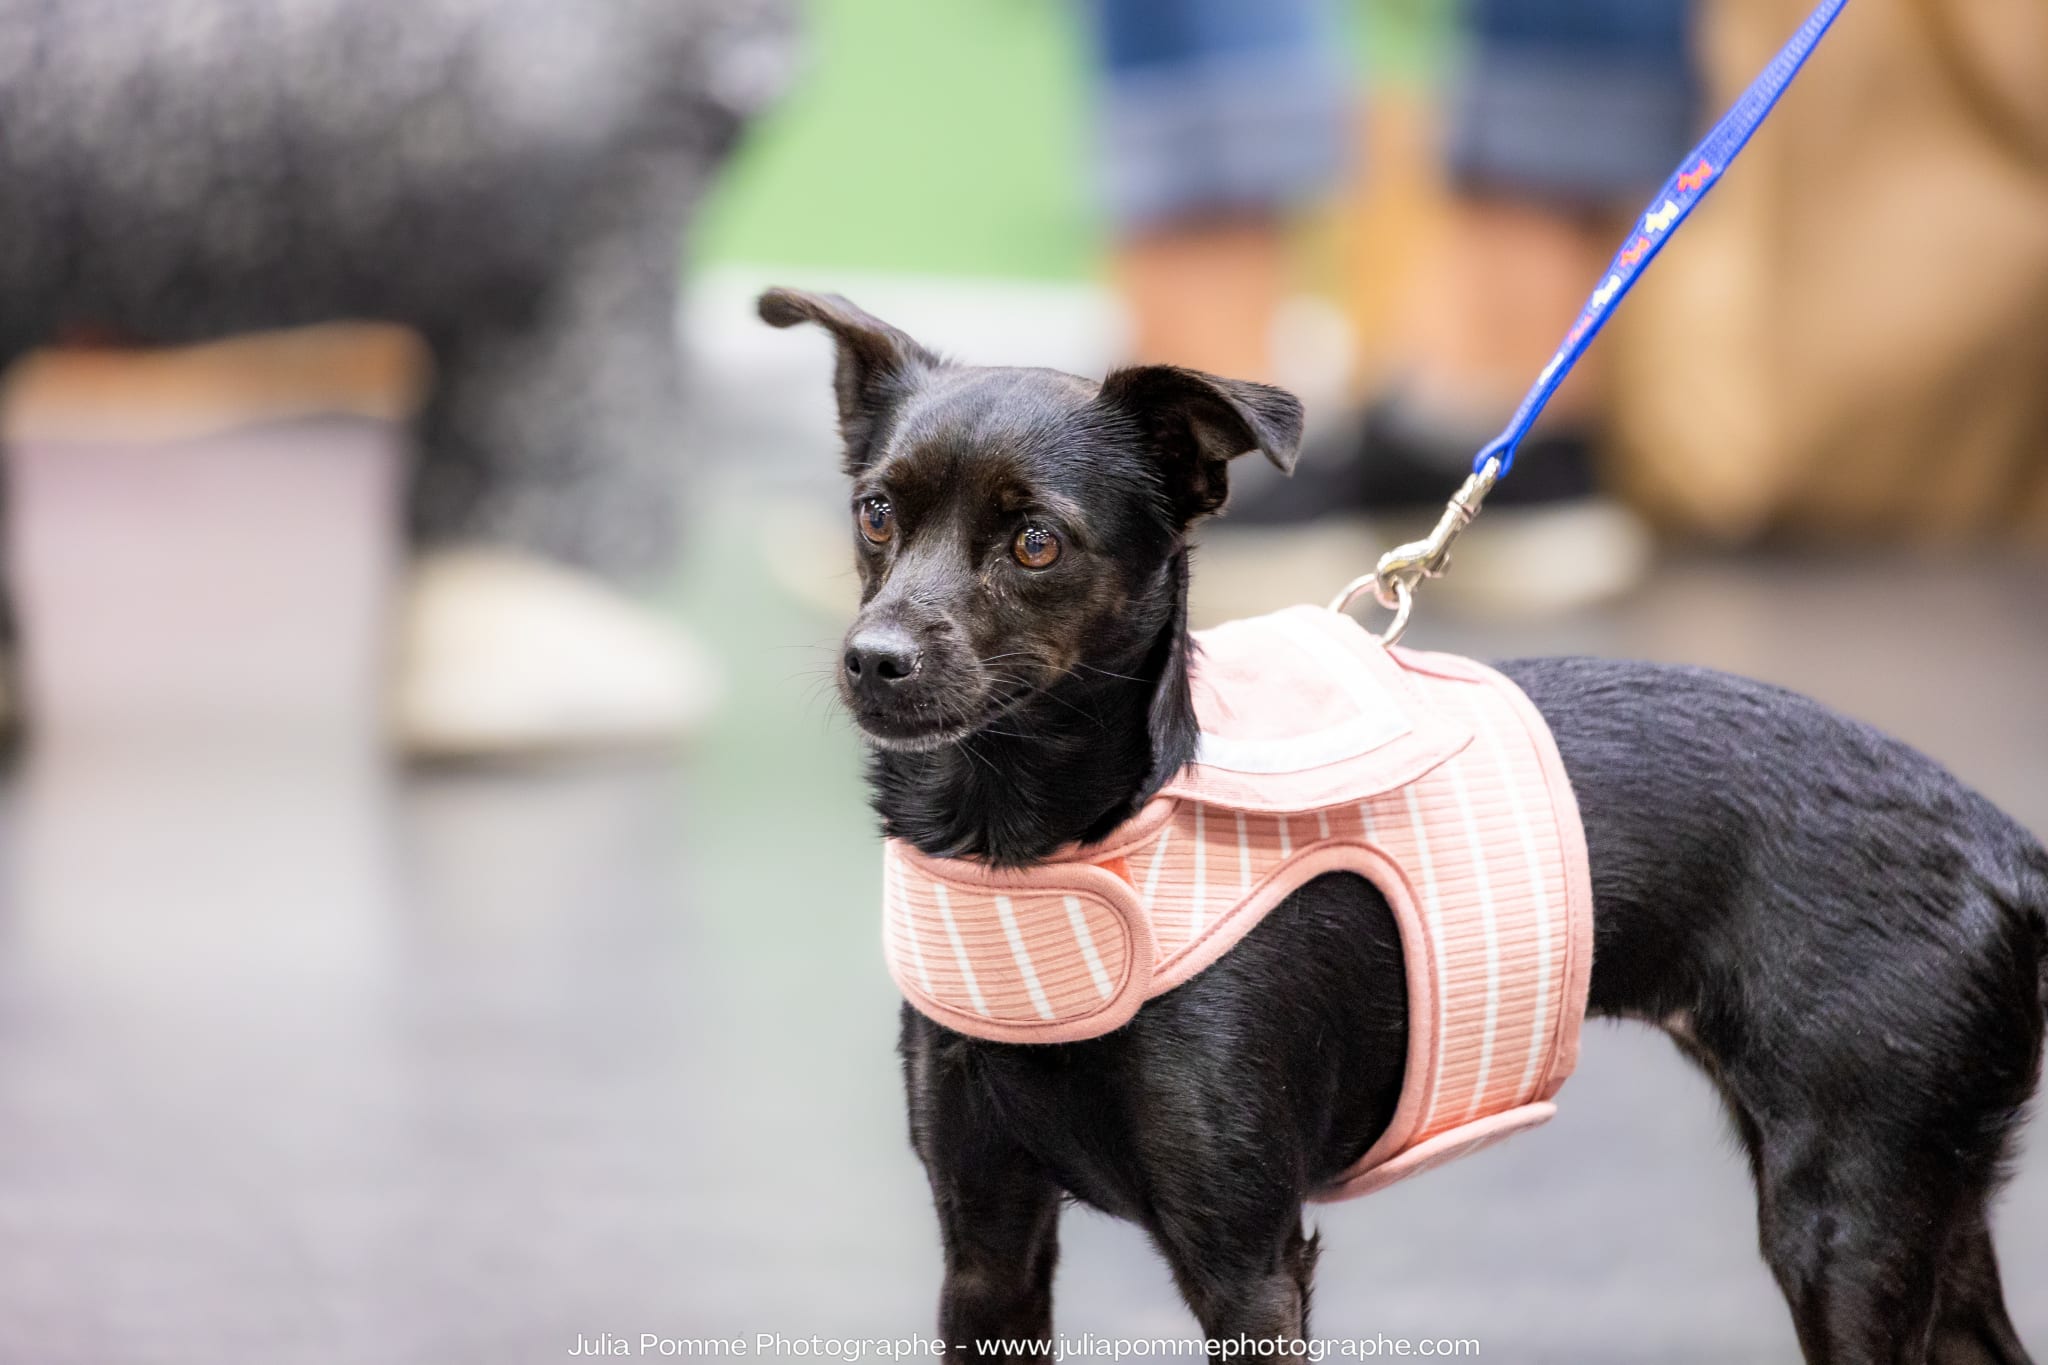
[1329,456,1502,645]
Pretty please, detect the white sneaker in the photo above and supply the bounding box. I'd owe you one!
[395,549,721,759]
[1192,499,1653,629]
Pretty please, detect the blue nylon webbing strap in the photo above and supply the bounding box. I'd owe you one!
[1476,0,1852,477]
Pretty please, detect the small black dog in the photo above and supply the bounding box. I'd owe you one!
[761,287,2048,1365]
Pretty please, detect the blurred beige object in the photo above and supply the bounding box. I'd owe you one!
[1,325,422,739]
[1608,0,2048,543]
[1,324,430,444]
[1335,92,1447,391]
[395,548,720,759]
[1188,518,1376,628]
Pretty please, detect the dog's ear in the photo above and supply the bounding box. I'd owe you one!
[1140,552,1201,798]
[758,287,941,471]
[1097,365,1304,524]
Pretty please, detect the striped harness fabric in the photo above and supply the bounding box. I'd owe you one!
[882,605,1594,1200]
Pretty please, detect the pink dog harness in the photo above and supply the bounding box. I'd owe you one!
[881,605,1593,1200]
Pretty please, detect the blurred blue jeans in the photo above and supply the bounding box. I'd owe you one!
[1450,0,1699,203]
[1085,0,1697,229]
[1084,0,1350,232]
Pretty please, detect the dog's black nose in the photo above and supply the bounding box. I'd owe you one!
[844,626,921,692]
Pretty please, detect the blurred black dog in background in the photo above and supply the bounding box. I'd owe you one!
[764,286,2047,1365]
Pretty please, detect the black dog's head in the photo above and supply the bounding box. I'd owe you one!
[760,287,1302,860]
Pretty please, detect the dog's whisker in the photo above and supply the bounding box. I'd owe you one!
[1071,662,1151,684]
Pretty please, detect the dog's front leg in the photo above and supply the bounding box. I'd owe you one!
[929,1157,1060,1361]
[904,1025,1062,1360]
[1157,1213,1319,1356]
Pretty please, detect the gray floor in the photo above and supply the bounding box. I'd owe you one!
[0,503,2044,1361]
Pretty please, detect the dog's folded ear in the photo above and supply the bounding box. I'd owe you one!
[758,287,940,471]
[1096,365,1304,524]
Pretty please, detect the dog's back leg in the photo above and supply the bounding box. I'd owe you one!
[1683,1023,2033,1365]
[1750,1131,1958,1364]
[1753,1146,1941,1358]
[1931,1217,2034,1365]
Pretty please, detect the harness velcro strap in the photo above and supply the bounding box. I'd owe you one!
[885,846,1154,1043]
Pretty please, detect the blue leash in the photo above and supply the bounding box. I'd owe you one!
[1336,0,1852,641]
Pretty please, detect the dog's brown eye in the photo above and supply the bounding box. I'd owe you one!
[1013,525,1060,569]
[856,497,894,545]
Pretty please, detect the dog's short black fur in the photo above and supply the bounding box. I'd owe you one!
[762,288,2048,1364]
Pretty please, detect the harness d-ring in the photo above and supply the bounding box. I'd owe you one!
[1330,573,1414,646]
[1329,456,1497,646]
